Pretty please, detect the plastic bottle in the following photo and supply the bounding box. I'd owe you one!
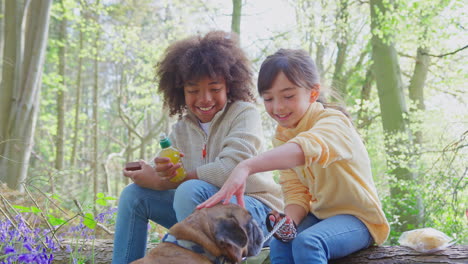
[158,133,186,182]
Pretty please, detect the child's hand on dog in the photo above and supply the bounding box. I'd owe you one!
[197,160,250,209]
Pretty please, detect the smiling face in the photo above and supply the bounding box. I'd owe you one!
[184,76,228,123]
[261,71,313,128]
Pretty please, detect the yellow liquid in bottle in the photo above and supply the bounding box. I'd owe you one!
[159,146,186,182]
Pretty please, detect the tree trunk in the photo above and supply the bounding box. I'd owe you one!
[315,43,325,78]
[92,29,100,212]
[0,0,4,84]
[0,0,53,191]
[70,21,84,168]
[55,0,67,171]
[332,42,347,96]
[0,0,18,154]
[52,239,468,264]
[331,0,349,97]
[357,68,374,129]
[82,82,91,189]
[370,0,420,236]
[409,46,430,145]
[231,0,241,35]
[409,47,429,111]
[124,128,133,186]
[331,245,468,264]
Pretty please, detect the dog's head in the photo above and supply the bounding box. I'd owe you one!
[205,204,264,262]
[159,203,264,264]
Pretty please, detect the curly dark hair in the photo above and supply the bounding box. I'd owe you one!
[156,30,256,117]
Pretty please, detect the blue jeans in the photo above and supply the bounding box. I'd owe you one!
[112,179,272,264]
[269,213,373,264]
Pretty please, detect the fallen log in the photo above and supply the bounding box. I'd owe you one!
[52,239,467,264]
[330,245,468,264]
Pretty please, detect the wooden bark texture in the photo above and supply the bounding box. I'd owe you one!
[52,239,468,264]
[330,245,468,264]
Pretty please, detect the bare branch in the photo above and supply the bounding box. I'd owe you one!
[27,185,70,216]
[422,44,468,58]
[23,184,63,248]
[398,52,416,59]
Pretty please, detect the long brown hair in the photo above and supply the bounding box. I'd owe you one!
[257,49,349,118]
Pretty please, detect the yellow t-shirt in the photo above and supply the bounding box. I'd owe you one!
[273,102,390,245]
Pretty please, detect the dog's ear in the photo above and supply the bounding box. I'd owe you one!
[214,218,248,263]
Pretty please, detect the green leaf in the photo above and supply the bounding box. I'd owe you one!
[51,193,63,202]
[96,199,107,206]
[48,215,67,226]
[83,213,97,229]
[13,205,32,213]
[30,206,42,214]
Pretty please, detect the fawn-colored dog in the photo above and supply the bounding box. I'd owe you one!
[131,203,264,264]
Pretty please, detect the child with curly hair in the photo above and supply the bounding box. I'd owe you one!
[112,31,283,264]
[199,49,390,263]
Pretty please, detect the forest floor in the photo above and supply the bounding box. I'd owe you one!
[2,184,467,263]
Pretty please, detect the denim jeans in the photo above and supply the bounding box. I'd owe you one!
[112,179,272,264]
[269,213,373,264]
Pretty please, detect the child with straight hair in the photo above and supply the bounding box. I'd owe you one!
[199,48,390,263]
[112,31,283,264]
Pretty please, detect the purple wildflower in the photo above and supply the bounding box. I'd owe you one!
[0,214,57,264]
[4,245,15,254]
[23,242,33,251]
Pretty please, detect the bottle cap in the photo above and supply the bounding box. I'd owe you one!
[159,133,171,148]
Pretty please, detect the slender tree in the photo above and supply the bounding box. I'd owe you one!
[55,0,68,170]
[70,21,84,168]
[408,47,430,145]
[294,0,327,77]
[92,9,100,213]
[231,0,241,35]
[331,0,350,97]
[0,0,53,191]
[0,0,4,82]
[370,0,420,234]
[356,68,374,129]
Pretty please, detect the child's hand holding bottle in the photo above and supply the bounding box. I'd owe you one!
[154,155,185,181]
[155,133,187,183]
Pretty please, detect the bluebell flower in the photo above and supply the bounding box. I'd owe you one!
[4,245,15,254]
[23,242,33,251]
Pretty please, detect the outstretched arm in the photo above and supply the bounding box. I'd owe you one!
[197,142,305,208]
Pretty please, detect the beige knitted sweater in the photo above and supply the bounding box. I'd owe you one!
[169,101,283,212]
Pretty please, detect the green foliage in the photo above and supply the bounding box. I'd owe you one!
[83,213,97,229]
[11,193,101,232]
[12,205,42,214]
[47,214,67,226]
[96,192,116,206]
[371,0,402,44]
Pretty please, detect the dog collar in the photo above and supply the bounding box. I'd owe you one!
[162,233,230,264]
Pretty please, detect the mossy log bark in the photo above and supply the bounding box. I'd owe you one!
[52,239,468,264]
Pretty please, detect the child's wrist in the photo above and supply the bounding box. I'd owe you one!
[238,160,253,176]
[268,213,297,243]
